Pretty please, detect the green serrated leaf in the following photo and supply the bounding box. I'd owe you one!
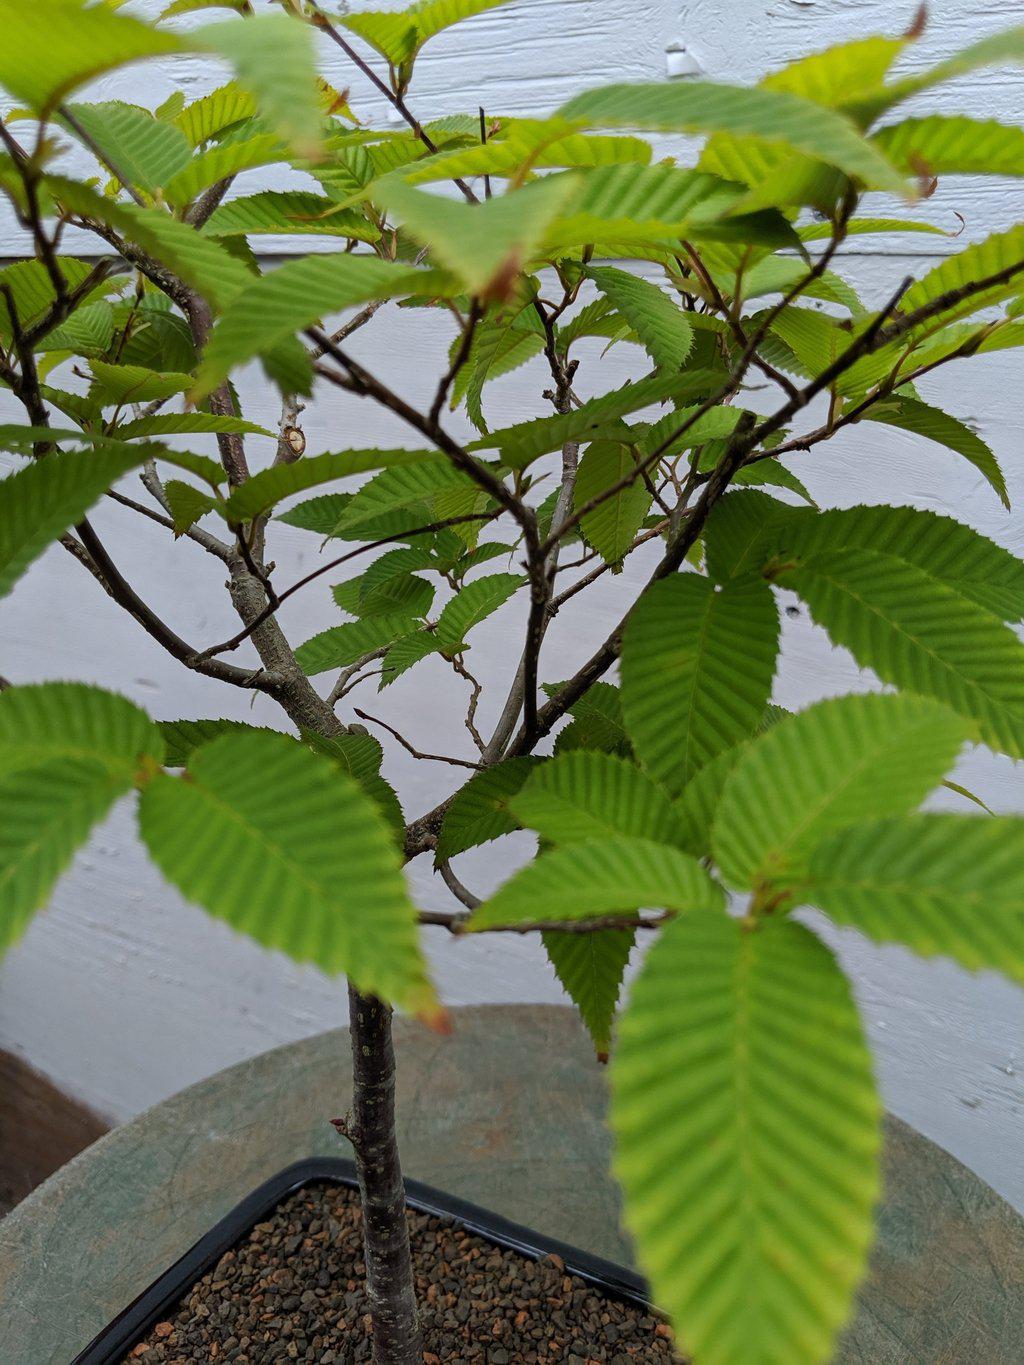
[295,615,419,677]
[436,756,539,858]
[712,693,971,890]
[511,751,686,848]
[778,547,1024,758]
[467,836,723,929]
[573,440,652,567]
[543,927,634,1061]
[803,814,1024,982]
[612,911,879,1365]
[588,266,693,370]
[435,572,524,650]
[137,731,439,1017]
[863,396,1009,509]
[621,574,779,795]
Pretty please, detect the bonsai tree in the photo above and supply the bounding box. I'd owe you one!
[2,1,1024,1360]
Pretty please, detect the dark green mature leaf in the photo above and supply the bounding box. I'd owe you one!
[467,837,723,929]
[712,694,971,890]
[295,615,419,677]
[137,731,440,1017]
[543,927,634,1061]
[703,489,803,582]
[780,504,1024,622]
[673,744,745,858]
[612,912,879,1365]
[863,396,1009,509]
[511,751,686,848]
[573,441,651,567]
[621,574,779,795]
[0,446,137,599]
[223,449,437,523]
[559,81,906,191]
[468,371,721,470]
[436,757,539,858]
[778,548,1024,757]
[588,267,693,370]
[804,814,1024,982]
[158,717,266,767]
[553,681,633,758]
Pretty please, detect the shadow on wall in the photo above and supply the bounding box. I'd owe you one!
[0,1049,109,1216]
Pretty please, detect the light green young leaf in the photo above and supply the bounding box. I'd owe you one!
[542,927,634,1062]
[711,693,971,890]
[873,116,1024,179]
[340,460,478,532]
[552,680,633,758]
[511,751,687,849]
[777,548,1024,758]
[436,756,539,859]
[222,448,437,523]
[89,362,193,407]
[114,413,272,441]
[803,814,1024,982]
[173,82,257,147]
[137,731,440,1018]
[621,574,779,795]
[558,80,906,192]
[573,440,652,567]
[164,134,291,209]
[0,681,163,949]
[372,175,577,297]
[612,911,879,1365]
[588,267,693,370]
[467,837,723,930]
[0,760,128,951]
[202,191,376,241]
[198,13,322,158]
[901,223,1024,326]
[0,0,185,113]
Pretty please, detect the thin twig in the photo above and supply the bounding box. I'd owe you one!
[353,708,483,770]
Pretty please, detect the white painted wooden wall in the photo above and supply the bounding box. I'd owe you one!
[1,0,1022,1210]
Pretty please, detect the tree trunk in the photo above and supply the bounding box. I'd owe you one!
[346,985,423,1365]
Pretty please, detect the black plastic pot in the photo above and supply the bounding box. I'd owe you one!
[72,1156,651,1364]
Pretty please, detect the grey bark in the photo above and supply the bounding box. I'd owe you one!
[346,986,423,1365]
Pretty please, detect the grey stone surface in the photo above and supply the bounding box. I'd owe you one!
[0,1005,1022,1363]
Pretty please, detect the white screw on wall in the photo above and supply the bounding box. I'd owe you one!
[665,44,703,79]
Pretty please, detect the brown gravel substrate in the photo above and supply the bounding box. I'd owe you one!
[125,1182,679,1363]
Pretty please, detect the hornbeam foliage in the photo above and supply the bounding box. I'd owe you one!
[1,2,1023,1361]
